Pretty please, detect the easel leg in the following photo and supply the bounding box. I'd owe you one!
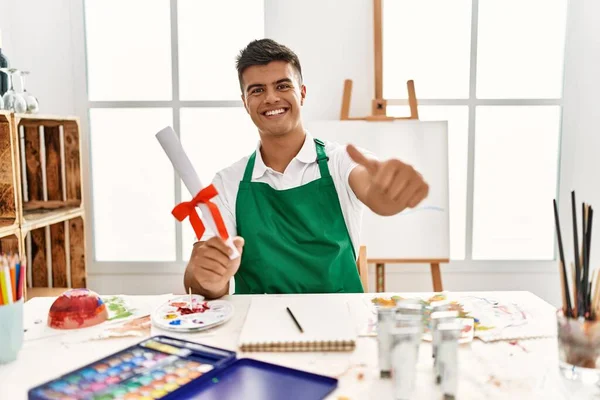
[376,263,385,292]
[430,263,443,292]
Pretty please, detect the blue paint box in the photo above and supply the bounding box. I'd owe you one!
[28,335,338,400]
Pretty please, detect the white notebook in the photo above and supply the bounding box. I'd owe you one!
[238,296,357,352]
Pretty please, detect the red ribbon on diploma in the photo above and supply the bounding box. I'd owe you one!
[172,184,229,240]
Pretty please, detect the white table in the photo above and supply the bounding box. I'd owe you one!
[0,291,596,399]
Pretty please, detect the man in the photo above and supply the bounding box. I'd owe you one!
[184,39,428,298]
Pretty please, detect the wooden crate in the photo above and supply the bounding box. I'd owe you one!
[24,216,86,289]
[0,233,20,254]
[16,115,82,214]
[0,113,87,291]
[0,111,19,230]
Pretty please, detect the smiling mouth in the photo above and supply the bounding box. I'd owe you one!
[262,107,289,119]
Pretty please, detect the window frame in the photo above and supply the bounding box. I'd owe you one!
[74,0,264,275]
[383,0,565,261]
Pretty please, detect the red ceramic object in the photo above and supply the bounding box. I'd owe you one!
[48,288,108,329]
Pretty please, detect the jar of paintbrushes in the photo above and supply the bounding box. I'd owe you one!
[553,193,600,382]
[0,254,26,364]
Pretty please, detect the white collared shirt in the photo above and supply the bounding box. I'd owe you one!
[201,132,364,255]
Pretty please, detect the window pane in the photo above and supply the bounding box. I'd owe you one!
[178,0,264,100]
[472,106,561,259]
[383,0,472,99]
[84,0,172,101]
[388,106,468,260]
[476,0,567,99]
[90,108,175,261]
[180,108,258,259]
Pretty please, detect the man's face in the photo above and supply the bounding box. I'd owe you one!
[241,61,306,138]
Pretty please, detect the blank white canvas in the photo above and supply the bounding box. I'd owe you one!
[305,120,449,260]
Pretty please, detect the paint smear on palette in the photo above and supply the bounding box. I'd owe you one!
[178,302,210,315]
[152,297,234,332]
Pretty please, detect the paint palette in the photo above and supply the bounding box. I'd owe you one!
[151,295,234,332]
[28,336,231,400]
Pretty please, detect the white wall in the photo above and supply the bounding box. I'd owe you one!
[558,0,600,262]
[0,0,79,116]
[3,0,599,306]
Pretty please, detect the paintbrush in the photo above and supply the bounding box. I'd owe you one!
[583,203,589,317]
[554,199,572,316]
[572,192,583,316]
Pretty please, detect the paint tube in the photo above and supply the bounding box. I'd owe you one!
[430,299,451,312]
[431,310,459,373]
[391,324,421,400]
[377,306,396,378]
[395,298,424,315]
[437,322,462,399]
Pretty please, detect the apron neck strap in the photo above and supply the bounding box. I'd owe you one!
[241,138,331,182]
[242,152,257,182]
[314,138,331,178]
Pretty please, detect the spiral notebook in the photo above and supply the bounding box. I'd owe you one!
[238,296,357,352]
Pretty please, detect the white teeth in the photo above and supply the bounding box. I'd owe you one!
[265,108,285,116]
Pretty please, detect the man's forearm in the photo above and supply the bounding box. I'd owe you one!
[184,266,229,299]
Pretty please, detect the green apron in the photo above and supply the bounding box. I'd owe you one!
[234,138,364,294]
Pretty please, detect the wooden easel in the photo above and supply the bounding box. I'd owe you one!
[340,0,448,293]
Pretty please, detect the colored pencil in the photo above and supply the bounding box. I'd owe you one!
[2,264,12,305]
[9,262,16,302]
[15,260,20,300]
[0,264,8,305]
[17,259,26,301]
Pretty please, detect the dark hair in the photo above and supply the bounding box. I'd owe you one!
[236,39,303,92]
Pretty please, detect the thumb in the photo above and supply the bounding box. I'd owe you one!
[347,144,377,174]
[233,236,245,252]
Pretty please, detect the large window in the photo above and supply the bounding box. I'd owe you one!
[384,0,567,260]
[84,0,264,265]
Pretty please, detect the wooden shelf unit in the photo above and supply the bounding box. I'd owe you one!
[0,112,87,291]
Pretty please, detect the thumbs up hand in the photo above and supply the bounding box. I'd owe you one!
[347,144,429,216]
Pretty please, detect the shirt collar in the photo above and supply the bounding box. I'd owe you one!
[252,131,316,179]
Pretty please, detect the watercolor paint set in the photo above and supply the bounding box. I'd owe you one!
[150,294,234,332]
[28,335,337,400]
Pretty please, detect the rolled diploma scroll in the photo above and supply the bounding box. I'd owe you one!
[155,126,240,259]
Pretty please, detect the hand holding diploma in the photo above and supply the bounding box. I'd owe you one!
[155,126,240,260]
